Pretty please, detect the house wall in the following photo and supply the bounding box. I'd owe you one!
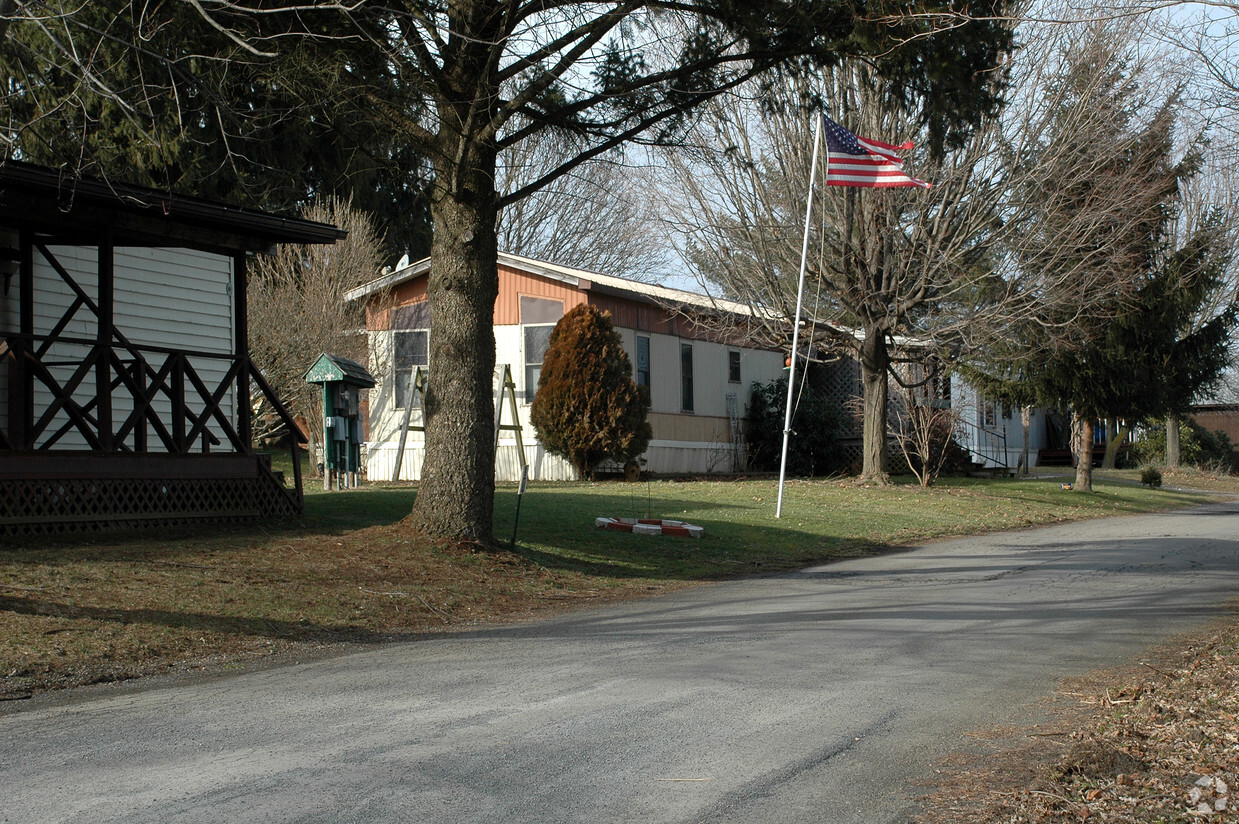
[362,268,786,481]
[1191,407,1239,448]
[952,379,1050,469]
[0,245,236,451]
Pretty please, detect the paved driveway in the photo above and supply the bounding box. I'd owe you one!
[4,502,1238,824]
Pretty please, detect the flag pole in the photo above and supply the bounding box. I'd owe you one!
[776,113,824,519]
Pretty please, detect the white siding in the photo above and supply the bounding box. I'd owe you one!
[363,320,788,480]
[952,379,1049,469]
[1,245,236,452]
[647,333,681,415]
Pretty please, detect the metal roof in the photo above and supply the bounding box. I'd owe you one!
[344,251,765,319]
[304,353,376,387]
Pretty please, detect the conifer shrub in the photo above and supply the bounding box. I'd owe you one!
[530,304,652,478]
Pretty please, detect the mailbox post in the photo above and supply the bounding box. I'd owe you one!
[304,353,376,490]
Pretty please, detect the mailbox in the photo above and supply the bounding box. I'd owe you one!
[304,353,376,490]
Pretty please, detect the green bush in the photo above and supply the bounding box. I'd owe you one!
[1140,465,1163,488]
[530,305,652,478]
[746,376,844,476]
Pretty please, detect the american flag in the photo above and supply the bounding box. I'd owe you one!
[822,115,930,189]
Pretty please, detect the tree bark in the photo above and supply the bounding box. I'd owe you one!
[1101,417,1126,469]
[1019,405,1032,476]
[1165,413,1181,467]
[858,328,890,484]
[409,147,501,545]
[1074,414,1094,492]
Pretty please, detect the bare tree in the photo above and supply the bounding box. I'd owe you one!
[892,378,962,487]
[248,199,385,475]
[496,132,667,280]
[659,15,1187,484]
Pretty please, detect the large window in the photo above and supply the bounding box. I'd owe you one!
[394,330,428,408]
[635,335,650,388]
[680,342,694,412]
[524,324,554,403]
[520,296,563,404]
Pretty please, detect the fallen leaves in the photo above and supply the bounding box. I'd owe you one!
[914,616,1239,823]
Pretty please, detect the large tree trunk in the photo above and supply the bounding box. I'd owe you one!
[1101,417,1127,469]
[1019,405,1032,476]
[409,148,501,545]
[858,328,890,484]
[1165,413,1181,467]
[1074,414,1094,492]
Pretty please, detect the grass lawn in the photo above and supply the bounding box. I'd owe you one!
[1,469,1232,698]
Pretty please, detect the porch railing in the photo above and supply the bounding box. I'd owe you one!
[956,416,1010,474]
[1,331,304,507]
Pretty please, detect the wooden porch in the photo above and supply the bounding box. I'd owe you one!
[0,161,343,537]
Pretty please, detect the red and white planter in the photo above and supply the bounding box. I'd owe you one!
[594,517,704,538]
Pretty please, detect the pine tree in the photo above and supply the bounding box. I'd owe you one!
[530,306,652,479]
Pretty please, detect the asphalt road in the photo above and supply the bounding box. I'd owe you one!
[4,502,1239,824]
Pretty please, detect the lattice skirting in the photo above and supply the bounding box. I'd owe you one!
[0,473,300,537]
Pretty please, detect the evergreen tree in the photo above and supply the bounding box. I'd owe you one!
[530,305,652,479]
[0,4,432,264]
[962,37,1239,491]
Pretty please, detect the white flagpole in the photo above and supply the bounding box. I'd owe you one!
[776,113,824,519]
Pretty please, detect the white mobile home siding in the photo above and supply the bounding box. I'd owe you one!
[366,322,785,481]
[953,379,1048,469]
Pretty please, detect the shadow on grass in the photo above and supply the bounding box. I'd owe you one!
[493,486,894,581]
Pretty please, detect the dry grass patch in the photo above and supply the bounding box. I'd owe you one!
[1,518,683,699]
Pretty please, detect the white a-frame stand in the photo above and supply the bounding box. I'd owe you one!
[391,366,428,482]
[391,364,528,482]
[494,364,528,477]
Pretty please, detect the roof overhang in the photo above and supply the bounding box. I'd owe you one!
[0,160,347,254]
[344,251,767,322]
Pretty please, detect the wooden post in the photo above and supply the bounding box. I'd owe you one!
[14,228,33,450]
[96,236,114,451]
[233,252,252,453]
[171,353,186,452]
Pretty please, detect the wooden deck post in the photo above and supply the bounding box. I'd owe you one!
[96,235,114,451]
[14,228,33,450]
[233,252,252,453]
